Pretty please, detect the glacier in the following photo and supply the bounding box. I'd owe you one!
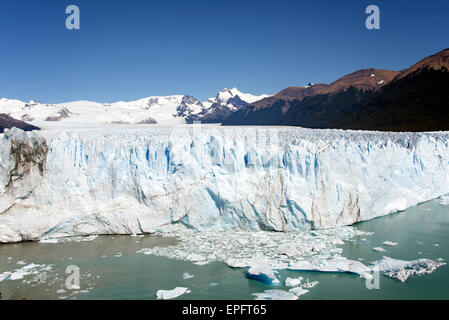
[1,125,449,242]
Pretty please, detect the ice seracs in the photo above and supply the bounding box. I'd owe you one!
[1,126,449,242]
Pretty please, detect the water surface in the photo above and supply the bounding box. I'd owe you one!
[0,198,448,300]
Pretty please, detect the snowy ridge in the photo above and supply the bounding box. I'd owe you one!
[0,88,270,127]
[1,126,449,242]
[203,88,270,110]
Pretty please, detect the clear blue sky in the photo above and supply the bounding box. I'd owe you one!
[1,0,448,103]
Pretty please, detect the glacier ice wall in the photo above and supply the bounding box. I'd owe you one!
[1,126,449,242]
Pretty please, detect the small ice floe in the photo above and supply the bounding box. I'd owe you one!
[193,261,209,266]
[182,272,194,279]
[156,287,190,300]
[0,263,52,282]
[209,282,218,286]
[288,257,372,279]
[433,244,440,247]
[382,241,398,246]
[225,258,248,268]
[373,247,387,252]
[56,289,66,294]
[17,260,26,265]
[371,256,446,282]
[186,253,206,263]
[114,253,122,257]
[246,263,280,284]
[285,277,303,287]
[253,290,299,300]
[302,280,319,289]
[288,287,309,297]
[39,238,59,244]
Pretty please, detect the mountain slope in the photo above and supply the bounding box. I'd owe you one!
[0,113,40,133]
[224,68,398,125]
[225,48,449,131]
[188,88,271,123]
[335,65,449,131]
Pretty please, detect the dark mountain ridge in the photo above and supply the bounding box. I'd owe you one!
[0,113,40,133]
[224,48,449,132]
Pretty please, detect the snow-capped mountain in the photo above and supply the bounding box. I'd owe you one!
[203,87,271,110]
[0,88,270,127]
[188,88,271,123]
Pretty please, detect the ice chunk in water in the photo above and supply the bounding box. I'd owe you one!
[246,263,280,284]
[182,272,194,279]
[253,290,299,300]
[288,287,309,297]
[371,256,446,282]
[156,287,190,300]
[285,277,303,287]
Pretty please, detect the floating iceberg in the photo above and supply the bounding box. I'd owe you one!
[0,263,53,282]
[288,287,309,297]
[371,256,446,282]
[382,241,398,246]
[156,287,191,300]
[285,277,303,287]
[253,290,299,300]
[302,280,319,289]
[288,257,373,279]
[373,247,387,252]
[246,263,280,284]
[182,272,194,279]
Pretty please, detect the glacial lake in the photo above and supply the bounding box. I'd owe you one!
[1,197,448,300]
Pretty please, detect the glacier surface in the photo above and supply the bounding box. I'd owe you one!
[1,126,449,242]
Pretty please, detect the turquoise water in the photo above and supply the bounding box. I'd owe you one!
[0,198,448,300]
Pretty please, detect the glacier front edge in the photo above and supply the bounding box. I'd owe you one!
[1,126,448,243]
